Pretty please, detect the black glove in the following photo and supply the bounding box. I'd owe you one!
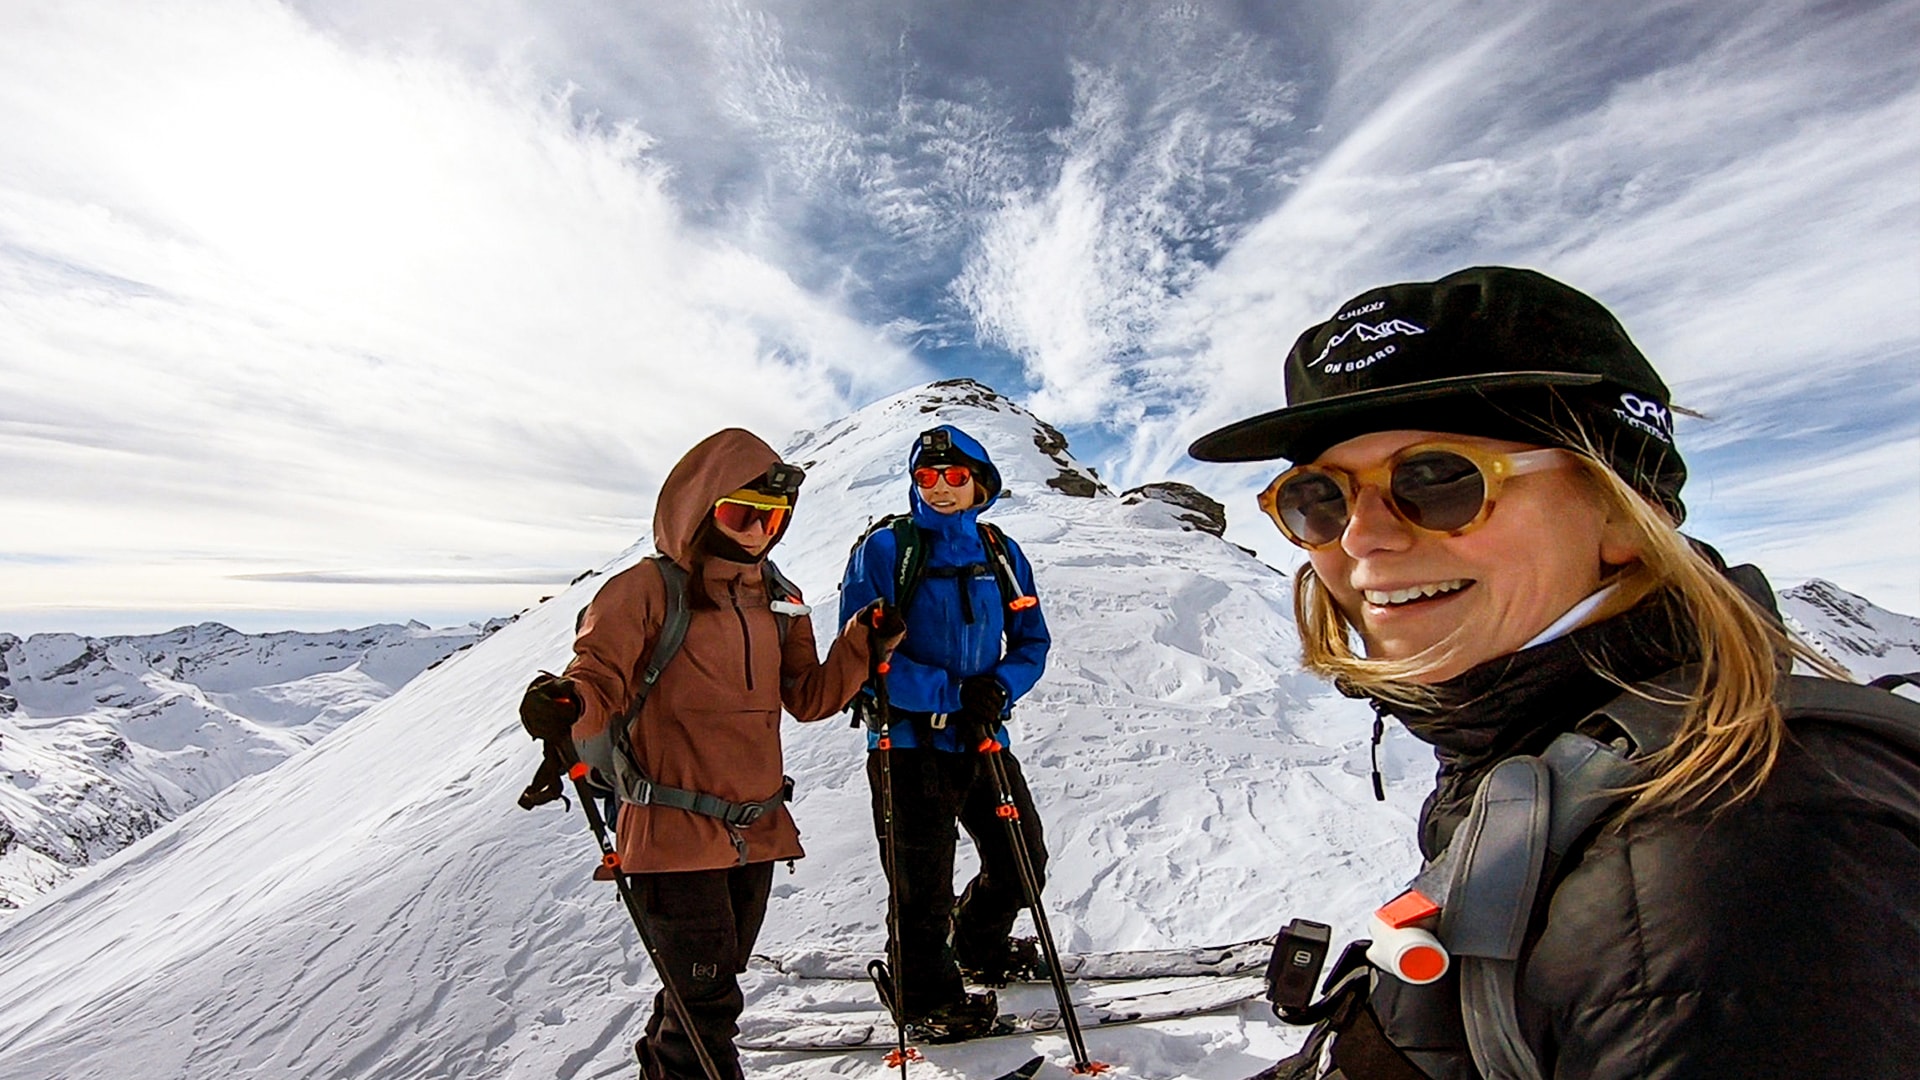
[858,598,906,641]
[957,675,1009,748]
[519,672,581,742]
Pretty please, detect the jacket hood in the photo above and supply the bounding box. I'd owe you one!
[908,424,1002,517]
[654,428,783,567]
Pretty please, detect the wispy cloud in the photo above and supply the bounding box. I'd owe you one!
[3,0,1914,630]
[0,0,923,632]
[1111,0,1920,608]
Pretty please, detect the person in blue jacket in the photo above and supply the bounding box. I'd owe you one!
[839,424,1052,1040]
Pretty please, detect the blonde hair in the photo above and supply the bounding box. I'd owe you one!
[1295,447,1842,816]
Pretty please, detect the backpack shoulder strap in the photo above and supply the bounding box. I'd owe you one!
[1441,671,1920,1080]
[641,554,691,693]
[611,555,691,755]
[886,515,927,615]
[1782,673,1920,752]
[761,558,803,646]
[977,521,1038,612]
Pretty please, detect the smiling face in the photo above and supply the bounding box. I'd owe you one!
[1303,429,1640,682]
[920,472,979,514]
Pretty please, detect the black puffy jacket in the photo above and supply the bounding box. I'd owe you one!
[1316,572,1920,1080]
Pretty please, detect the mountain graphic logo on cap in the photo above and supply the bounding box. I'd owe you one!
[1308,318,1427,369]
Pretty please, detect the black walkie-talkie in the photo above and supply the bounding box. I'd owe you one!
[1265,918,1332,1011]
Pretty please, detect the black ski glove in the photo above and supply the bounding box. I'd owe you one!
[853,598,907,660]
[857,598,906,641]
[957,675,1009,749]
[519,672,581,742]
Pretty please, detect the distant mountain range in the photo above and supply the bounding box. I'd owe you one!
[0,619,499,919]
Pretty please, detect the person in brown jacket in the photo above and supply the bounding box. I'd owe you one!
[519,428,896,1080]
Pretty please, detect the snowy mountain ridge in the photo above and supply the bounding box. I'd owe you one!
[0,619,497,921]
[1779,579,1920,685]
[0,379,1911,1080]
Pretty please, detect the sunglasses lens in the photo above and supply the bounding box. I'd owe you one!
[913,466,972,488]
[1276,471,1350,547]
[1390,451,1487,532]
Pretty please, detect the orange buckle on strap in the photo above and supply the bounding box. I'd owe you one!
[1009,595,1038,611]
[1376,889,1441,929]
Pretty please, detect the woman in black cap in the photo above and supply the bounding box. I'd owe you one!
[1191,267,1920,1080]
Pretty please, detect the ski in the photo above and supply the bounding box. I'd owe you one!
[751,935,1272,982]
[993,1057,1045,1080]
[737,976,1262,1052]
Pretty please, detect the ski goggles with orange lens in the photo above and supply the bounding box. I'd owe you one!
[712,490,792,534]
[1260,443,1569,550]
[913,465,974,489]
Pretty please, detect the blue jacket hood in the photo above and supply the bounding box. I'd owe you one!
[908,424,1002,527]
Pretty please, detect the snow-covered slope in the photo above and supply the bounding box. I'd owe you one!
[0,380,1410,1079]
[7,380,1908,1080]
[1779,579,1920,685]
[0,620,493,922]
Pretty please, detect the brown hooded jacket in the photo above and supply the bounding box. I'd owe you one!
[565,429,871,873]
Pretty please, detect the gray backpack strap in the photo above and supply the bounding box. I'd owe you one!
[606,556,690,797]
[1442,732,1649,1080]
[1442,671,1919,1080]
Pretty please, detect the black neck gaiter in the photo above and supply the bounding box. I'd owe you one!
[1380,590,1698,857]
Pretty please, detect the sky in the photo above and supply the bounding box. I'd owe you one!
[1,0,1915,636]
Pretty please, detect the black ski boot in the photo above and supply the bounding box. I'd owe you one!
[959,936,1048,987]
[907,990,1001,1042]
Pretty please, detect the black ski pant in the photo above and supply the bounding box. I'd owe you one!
[629,860,774,1080]
[866,744,1047,1016]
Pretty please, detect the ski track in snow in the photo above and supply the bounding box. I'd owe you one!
[0,381,1909,1079]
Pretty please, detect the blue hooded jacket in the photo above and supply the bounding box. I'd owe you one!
[838,425,1051,752]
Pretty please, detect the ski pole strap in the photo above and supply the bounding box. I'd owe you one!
[517,739,575,810]
[621,774,795,827]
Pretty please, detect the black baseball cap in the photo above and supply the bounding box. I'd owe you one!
[1188,266,1687,519]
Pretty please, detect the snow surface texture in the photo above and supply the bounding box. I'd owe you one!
[0,620,494,923]
[0,379,1911,1080]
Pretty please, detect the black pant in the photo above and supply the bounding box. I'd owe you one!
[630,861,775,1080]
[866,745,1048,1015]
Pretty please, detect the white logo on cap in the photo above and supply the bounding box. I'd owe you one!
[1614,392,1674,443]
[1308,319,1426,370]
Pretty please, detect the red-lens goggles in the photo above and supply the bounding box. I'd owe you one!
[712,492,791,534]
[913,465,973,489]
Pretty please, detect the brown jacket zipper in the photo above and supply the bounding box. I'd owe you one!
[728,579,754,691]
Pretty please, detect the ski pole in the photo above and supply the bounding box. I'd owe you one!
[867,604,920,1075]
[977,739,1107,1075]
[564,762,727,1080]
